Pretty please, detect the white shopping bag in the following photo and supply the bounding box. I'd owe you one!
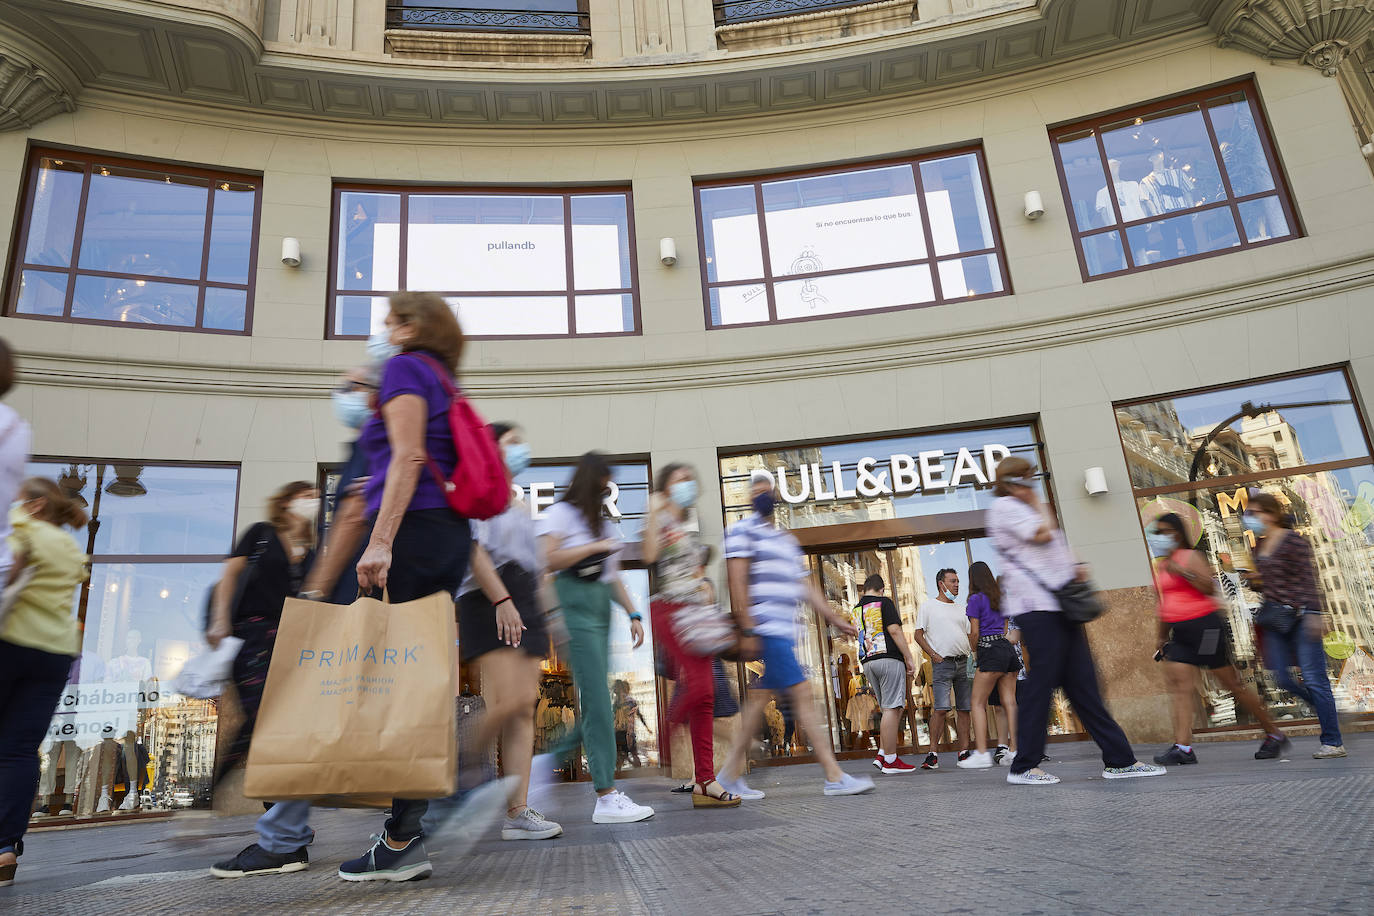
[172,637,244,698]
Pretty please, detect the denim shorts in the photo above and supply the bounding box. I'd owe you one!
[931,656,972,711]
[755,636,806,691]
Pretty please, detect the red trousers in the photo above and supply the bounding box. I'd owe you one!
[652,600,715,785]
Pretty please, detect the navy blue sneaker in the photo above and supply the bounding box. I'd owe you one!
[210,843,308,878]
[338,834,432,883]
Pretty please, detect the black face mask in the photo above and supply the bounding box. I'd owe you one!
[752,491,776,518]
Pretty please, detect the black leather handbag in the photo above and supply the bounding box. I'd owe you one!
[565,550,611,581]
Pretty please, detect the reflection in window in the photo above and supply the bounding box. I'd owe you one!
[7,150,260,332]
[1052,81,1297,279]
[330,186,638,338]
[1113,370,1367,491]
[26,460,240,816]
[696,149,1008,327]
[1117,369,1374,729]
[714,0,879,24]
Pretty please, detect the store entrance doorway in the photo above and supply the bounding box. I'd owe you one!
[738,535,1086,765]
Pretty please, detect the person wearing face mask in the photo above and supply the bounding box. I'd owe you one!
[715,470,875,800]
[988,457,1164,785]
[1,478,87,888]
[537,451,654,825]
[1145,513,1285,766]
[298,358,384,605]
[207,481,319,880]
[1245,491,1345,760]
[644,463,739,809]
[445,422,562,841]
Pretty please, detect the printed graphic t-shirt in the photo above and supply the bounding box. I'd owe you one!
[853,594,903,664]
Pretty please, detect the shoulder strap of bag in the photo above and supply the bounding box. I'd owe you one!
[404,351,461,498]
[992,534,1064,595]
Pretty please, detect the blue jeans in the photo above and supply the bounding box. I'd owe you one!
[257,800,314,854]
[1263,624,1342,747]
[0,640,73,854]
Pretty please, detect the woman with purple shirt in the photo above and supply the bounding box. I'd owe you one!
[956,562,1018,769]
[339,291,473,884]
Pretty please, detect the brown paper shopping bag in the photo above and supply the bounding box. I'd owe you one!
[243,590,457,802]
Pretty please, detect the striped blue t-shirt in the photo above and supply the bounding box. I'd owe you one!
[724,513,807,641]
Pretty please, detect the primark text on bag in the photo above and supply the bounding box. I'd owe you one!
[243,589,457,802]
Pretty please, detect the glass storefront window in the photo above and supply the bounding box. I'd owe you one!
[696,148,1009,327]
[1116,369,1374,730]
[6,150,260,333]
[1051,80,1299,280]
[27,460,239,817]
[328,186,639,338]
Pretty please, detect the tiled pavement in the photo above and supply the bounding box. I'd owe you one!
[10,733,1373,915]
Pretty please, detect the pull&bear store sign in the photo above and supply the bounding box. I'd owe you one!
[774,445,1011,505]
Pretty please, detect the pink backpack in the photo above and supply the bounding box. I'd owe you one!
[410,353,509,520]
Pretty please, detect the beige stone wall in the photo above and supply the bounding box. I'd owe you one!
[1,39,1373,615]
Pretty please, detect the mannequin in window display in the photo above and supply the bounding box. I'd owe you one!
[1094,158,1151,226]
[1139,150,1198,262]
[94,629,153,814]
[763,699,784,754]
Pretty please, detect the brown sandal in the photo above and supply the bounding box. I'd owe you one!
[691,780,741,808]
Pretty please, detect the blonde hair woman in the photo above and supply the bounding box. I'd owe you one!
[1,478,89,888]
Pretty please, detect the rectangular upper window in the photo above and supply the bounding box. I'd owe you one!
[1050,79,1300,281]
[713,0,878,24]
[385,0,590,34]
[695,147,1009,328]
[329,186,640,339]
[5,148,260,333]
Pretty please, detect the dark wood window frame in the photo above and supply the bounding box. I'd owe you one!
[327,183,642,341]
[4,146,263,335]
[1049,77,1302,283]
[385,0,591,34]
[693,144,1012,331]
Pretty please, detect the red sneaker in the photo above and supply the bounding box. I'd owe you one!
[871,755,884,771]
[880,756,918,774]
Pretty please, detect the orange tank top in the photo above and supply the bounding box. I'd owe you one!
[1155,550,1217,623]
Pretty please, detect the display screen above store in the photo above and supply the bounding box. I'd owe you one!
[720,424,1044,530]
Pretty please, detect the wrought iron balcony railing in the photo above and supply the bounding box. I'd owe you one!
[713,0,879,25]
[386,1,589,34]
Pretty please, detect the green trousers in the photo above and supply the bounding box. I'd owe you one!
[554,575,616,791]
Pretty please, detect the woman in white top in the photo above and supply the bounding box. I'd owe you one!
[452,422,562,841]
[537,451,653,825]
[987,456,1164,786]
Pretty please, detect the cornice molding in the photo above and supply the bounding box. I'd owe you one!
[13,252,1374,399]
[0,0,1221,127]
[0,43,78,131]
[1212,0,1374,76]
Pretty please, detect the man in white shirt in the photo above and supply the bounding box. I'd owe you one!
[912,569,972,769]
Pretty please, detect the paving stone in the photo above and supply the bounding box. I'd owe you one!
[8,734,1372,915]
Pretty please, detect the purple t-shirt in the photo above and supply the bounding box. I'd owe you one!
[965,591,1005,637]
[360,351,458,517]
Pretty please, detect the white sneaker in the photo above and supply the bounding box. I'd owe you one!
[956,750,994,769]
[501,807,563,841]
[822,773,875,796]
[1313,744,1348,759]
[96,792,112,813]
[993,745,1013,766]
[1007,768,1061,785]
[118,792,139,811]
[592,790,654,824]
[716,772,764,800]
[1102,762,1167,779]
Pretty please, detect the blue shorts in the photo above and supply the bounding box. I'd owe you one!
[755,636,806,691]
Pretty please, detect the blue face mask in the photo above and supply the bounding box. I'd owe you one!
[752,490,776,518]
[503,442,532,477]
[366,329,400,365]
[1145,532,1176,558]
[669,479,699,509]
[331,390,371,430]
[1242,513,1266,535]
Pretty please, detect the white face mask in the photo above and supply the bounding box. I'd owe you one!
[289,497,320,522]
